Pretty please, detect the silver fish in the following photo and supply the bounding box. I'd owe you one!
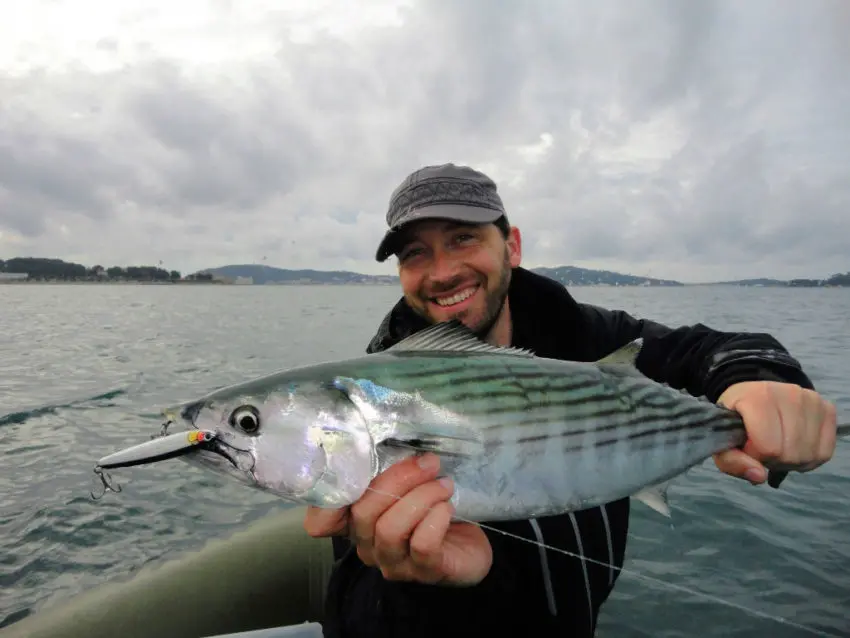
[101,320,848,521]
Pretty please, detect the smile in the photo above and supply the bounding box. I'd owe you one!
[433,285,478,307]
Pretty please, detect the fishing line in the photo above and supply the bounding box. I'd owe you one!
[362,485,843,638]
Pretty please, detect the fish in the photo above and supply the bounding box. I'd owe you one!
[93,320,850,521]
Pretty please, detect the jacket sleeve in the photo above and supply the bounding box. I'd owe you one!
[577,303,815,401]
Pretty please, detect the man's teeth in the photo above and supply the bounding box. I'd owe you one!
[434,287,476,307]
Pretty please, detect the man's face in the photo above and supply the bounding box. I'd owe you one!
[395,219,522,335]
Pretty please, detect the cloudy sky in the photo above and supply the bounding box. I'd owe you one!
[1,0,848,283]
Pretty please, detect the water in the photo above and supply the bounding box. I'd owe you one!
[1,283,849,636]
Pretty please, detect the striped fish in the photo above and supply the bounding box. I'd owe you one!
[124,318,850,523]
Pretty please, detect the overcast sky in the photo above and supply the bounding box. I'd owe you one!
[1,0,848,283]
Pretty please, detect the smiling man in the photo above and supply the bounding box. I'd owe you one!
[304,163,837,638]
[380,171,518,344]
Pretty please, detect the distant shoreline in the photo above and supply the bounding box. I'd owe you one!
[2,257,848,287]
[3,280,848,288]
[0,280,222,285]
[0,280,421,287]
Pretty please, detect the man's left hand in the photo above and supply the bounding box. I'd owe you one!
[714,381,837,485]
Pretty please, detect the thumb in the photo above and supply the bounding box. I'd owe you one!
[303,505,349,538]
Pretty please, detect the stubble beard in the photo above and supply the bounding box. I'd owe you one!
[413,248,513,338]
[474,248,512,338]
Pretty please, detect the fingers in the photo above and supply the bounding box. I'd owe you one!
[713,448,767,484]
[351,453,442,551]
[303,505,349,538]
[301,453,447,541]
[786,386,819,463]
[717,381,839,482]
[409,500,454,572]
[816,400,838,466]
[319,453,494,586]
[734,383,785,463]
[761,385,827,467]
[373,477,455,569]
[348,453,460,584]
[794,395,838,471]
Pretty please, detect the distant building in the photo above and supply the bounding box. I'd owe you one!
[0,272,28,281]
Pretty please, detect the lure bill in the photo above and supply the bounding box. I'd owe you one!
[90,320,850,521]
[91,429,219,499]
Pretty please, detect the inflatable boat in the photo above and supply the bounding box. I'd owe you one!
[0,506,333,638]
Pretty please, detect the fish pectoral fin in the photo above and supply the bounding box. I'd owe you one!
[386,320,534,357]
[331,375,484,457]
[632,481,672,518]
[379,433,482,458]
[380,415,485,459]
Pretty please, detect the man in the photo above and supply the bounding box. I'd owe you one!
[305,163,837,637]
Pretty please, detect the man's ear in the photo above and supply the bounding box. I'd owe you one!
[506,226,522,267]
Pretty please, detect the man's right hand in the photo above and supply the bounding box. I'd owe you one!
[303,452,493,586]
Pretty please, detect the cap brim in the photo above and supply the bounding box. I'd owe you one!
[374,204,504,262]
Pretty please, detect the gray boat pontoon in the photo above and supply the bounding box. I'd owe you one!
[0,507,333,638]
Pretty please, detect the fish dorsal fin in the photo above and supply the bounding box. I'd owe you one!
[596,337,643,366]
[595,338,645,378]
[387,320,534,357]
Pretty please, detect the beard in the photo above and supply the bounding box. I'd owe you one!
[411,246,514,338]
[472,248,512,337]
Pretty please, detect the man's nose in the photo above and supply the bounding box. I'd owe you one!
[428,248,461,283]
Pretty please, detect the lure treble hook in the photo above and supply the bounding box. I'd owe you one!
[88,427,219,501]
[91,466,122,500]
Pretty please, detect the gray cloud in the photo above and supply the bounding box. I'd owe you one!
[0,0,848,282]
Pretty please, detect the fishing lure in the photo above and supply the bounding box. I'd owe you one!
[90,428,219,499]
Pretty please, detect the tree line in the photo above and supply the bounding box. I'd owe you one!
[0,257,213,282]
[825,272,850,286]
[788,272,850,287]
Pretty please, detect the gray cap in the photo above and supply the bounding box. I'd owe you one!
[374,163,508,262]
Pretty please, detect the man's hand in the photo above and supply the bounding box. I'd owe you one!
[303,453,493,586]
[714,381,837,484]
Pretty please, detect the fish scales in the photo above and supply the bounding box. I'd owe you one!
[360,352,729,446]
[367,355,621,424]
[309,350,748,519]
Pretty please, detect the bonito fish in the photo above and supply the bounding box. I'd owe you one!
[93,320,849,521]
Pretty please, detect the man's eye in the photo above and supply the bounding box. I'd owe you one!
[400,247,423,260]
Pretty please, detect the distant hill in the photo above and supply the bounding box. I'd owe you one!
[200,264,399,285]
[531,265,683,287]
[5,257,845,288]
[699,275,850,287]
[200,263,684,286]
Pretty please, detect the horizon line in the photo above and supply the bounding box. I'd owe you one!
[1,256,843,286]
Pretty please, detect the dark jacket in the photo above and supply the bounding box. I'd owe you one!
[321,267,814,638]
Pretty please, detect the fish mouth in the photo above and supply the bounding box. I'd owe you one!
[159,408,258,485]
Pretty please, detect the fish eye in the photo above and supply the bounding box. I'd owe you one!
[229,405,261,434]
